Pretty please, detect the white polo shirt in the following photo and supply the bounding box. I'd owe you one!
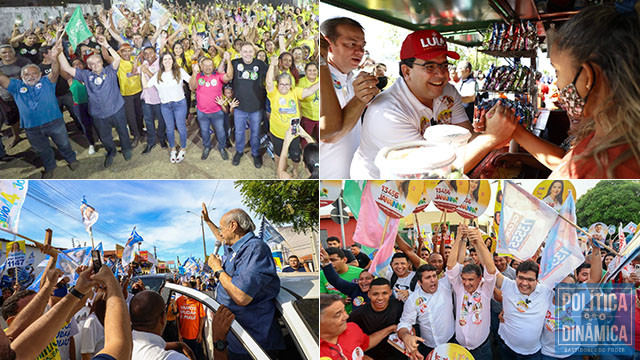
[132,330,189,360]
[499,277,554,355]
[397,276,454,348]
[447,263,496,350]
[350,78,469,178]
[320,64,359,179]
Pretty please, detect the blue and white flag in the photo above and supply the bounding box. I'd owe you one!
[0,180,29,234]
[260,217,284,244]
[498,181,559,261]
[122,227,143,267]
[183,257,199,276]
[80,196,99,234]
[539,191,584,288]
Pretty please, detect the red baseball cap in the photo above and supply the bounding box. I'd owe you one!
[400,30,460,61]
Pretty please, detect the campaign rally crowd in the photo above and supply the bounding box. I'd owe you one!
[319,3,640,179]
[320,222,640,360]
[0,0,319,178]
[0,206,290,360]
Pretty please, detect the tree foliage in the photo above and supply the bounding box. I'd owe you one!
[234,180,318,233]
[576,181,640,228]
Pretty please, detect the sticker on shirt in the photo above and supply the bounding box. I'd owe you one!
[20,48,27,55]
[253,66,259,72]
[30,49,37,55]
[250,72,258,81]
[516,299,530,313]
[211,79,217,87]
[442,95,455,109]
[35,83,42,90]
[237,63,244,72]
[352,296,365,307]
[437,109,452,124]
[331,74,342,90]
[420,116,429,136]
[242,71,250,79]
[278,99,297,114]
[198,78,205,85]
[19,87,27,93]
[94,77,103,86]
[351,347,364,360]
[415,297,428,314]
[545,306,575,332]
[44,68,52,75]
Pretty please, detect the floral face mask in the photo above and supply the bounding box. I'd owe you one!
[557,64,595,120]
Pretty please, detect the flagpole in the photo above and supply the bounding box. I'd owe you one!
[338,195,347,249]
[89,227,95,249]
[0,228,60,254]
[378,216,390,249]
[557,213,621,256]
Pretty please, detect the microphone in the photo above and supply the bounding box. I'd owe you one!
[213,240,222,256]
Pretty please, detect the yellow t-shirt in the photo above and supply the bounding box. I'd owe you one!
[117,58,142,96]
[175,51,194,74]
[204,53,222,70]
[297,76,318,121]
[195,21,207,34]
[228,48,241,60]
[267,87,303,139]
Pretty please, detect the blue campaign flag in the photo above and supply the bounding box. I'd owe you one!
[123,227,144,267]
[260,217,284,244]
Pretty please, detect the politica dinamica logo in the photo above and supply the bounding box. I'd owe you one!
[555,283,634,356]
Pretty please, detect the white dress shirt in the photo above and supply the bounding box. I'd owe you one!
[132,330,189,360]
[447,263,496,350]
[397,276,454,348]
[320,64,359,179]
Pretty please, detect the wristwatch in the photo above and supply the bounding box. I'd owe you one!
[214,269,225,280]
[214,339,228,351]
[69,287,85,299]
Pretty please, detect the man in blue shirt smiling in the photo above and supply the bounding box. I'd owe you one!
[0,40,78,178]
[202,203,285,359]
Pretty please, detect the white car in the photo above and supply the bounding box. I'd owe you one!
[161,272,319,360]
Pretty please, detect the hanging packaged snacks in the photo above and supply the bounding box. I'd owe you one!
[483,21,538,52]
[482,64,531,93]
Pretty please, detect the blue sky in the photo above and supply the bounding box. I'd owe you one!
[11,180,264,264]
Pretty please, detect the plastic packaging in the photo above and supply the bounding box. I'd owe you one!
[375,142,459,179]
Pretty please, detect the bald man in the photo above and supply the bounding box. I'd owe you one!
[203,205,285,359]
[130,290,191,360]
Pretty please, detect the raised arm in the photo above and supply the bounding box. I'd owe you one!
[96,35,121,70]
[221,52,233,82]
[301,81,319,98]
[46,41,62,83]
[189,62,200,91]
[395,234,423,270]
[92,266,132,360]
[447,223,466,270]
[100,11,126,46]
[201,202,223,242]
[589,241,603,283]
[469,227,497,274]
[278,129,295,179]
[266,55,277,93]
[57,49,76,78]
[319,248,359,297]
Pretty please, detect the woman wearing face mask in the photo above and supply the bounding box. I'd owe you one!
[476,4,640,178]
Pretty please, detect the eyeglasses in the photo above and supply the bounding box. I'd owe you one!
[413,61,452,73]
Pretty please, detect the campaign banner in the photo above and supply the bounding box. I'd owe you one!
[64,247,91,267]
[150,0,169,27]
[352,182,400,249]
[603,230,640,283]
[456,180,491,219]
[533,180,576,212]
[493,181,502,238]
[370,180,423,219]
[80,196,99,233]
[431,222,451,246]
[0,180,29,234]
[429,180,469,213]
[413,180,439,213]
[6,240,26,269]
[623,222,637,234]
[498,181,559,261]
[539,191,584,288]
[588,222,608,243]
[320,180,342,207]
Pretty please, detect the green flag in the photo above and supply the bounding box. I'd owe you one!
[342,180,366,220]
[65,7,93,52]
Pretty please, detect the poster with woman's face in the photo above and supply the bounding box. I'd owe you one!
[456,180,491,219]
[533,180,576,212]
[370,180,423,219]
[589,222,608,241]
[6,241,25,269]
[428,180,469,213]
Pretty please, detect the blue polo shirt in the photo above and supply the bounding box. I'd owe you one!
[216,231,285,354]
[75,65,125,119]
[7,77,62,128]
[282,266,306,272]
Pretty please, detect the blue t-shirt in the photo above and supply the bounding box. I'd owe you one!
[91,354,115,360]
[282,266,306,273]
[75,65,125,119]
[216,231,285,354]
[7,77,62,128]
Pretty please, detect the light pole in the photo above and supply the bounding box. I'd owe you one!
[187,209,213,260]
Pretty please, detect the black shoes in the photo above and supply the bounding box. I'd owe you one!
[219,148,229,160]
[232,152,243,166]
[202,147,211,160]
[142,143,155,154]
[253,154,262,168]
